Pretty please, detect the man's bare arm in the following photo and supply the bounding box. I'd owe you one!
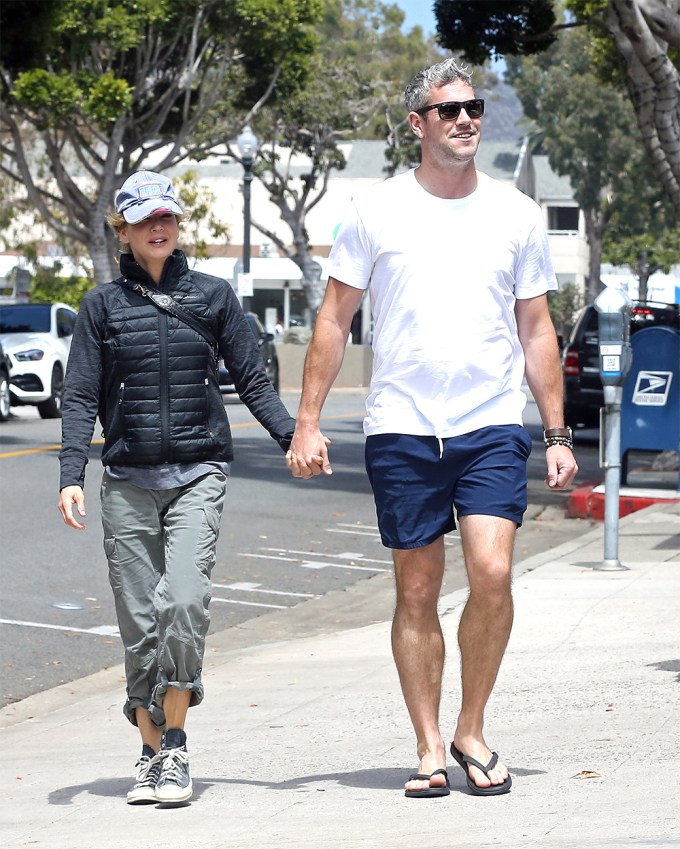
[516,294,578,490]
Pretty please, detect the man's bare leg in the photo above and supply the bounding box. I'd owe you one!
[392,537,448,793]
[453,514,516,790]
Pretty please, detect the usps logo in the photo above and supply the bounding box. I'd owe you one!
[632,371,673,406]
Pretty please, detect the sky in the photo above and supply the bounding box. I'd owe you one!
[395,0,437,35]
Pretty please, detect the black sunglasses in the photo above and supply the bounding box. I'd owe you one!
[416,98,485,121]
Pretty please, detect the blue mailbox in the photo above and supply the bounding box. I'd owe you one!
[620,325,680,486]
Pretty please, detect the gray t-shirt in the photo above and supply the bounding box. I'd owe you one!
[106,461,229,490]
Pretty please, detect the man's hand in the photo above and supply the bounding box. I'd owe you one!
[58,485,87,530]
[545,445,578,490]
[286,425,332,479]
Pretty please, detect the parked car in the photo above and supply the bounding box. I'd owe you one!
[562,299,680,428]
[0,302,78,419]
[219,312,279,394]
[0,342,11,422]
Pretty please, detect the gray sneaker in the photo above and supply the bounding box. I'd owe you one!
[155,740,192,804]
[126,749,161,805]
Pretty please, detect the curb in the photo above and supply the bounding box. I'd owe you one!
[567,481,680,520]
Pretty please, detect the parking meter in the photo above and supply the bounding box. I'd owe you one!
[595,285,633,401]
[593,285,633,570]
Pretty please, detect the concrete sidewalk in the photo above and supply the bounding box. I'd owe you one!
[2,502,679,849]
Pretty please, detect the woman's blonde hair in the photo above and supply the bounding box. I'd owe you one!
[106,210,182,254]
[106,210,132,254]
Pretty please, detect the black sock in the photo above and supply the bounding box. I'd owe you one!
[163,727,187,749]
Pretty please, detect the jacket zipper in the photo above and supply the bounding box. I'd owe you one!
[159,309,171,461]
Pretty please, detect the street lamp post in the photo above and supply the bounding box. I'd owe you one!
[236,125,259,313]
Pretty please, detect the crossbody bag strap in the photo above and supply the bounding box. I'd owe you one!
[125,280,219,364]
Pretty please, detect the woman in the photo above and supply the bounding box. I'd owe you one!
[58,170,295,805]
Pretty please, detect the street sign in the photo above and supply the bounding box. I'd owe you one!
[237,272,253,297]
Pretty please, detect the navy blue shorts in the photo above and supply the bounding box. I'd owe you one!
[364,425,533,550]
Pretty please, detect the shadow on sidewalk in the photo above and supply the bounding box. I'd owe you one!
[48,763,547,804]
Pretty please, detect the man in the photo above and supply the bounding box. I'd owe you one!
[286,58,578,799]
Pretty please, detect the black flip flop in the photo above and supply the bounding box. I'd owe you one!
[404,768,451,798]
[450,742,512,796]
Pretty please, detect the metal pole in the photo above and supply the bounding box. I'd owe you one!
[596,384,629,571]
[242,155,252,313]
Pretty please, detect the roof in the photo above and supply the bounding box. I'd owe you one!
[170,136,526,187]
[533,155,575,201]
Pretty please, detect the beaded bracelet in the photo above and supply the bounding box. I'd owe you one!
[544,436,574,449]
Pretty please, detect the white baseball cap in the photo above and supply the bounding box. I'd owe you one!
[115,170,183,224]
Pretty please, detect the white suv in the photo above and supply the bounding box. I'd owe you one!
[0,302,78,418]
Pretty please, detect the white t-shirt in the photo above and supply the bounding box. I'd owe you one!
[327,169,558,437]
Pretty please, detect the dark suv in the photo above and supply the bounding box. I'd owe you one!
[562,300,680,427]
[218,312,279,394]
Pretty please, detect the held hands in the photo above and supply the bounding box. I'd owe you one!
[286,425,332,479]
[544,444,579,490]
[58,485,87,530]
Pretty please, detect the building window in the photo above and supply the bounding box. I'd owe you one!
[548,206,579,231]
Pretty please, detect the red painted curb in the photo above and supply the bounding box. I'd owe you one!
[567,482,680,521]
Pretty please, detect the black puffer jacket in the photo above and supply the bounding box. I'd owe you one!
[59,251,295,490]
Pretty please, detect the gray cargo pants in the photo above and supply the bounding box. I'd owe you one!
[100,471,227,727]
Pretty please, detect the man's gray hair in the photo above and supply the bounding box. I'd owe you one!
[404,58,473,112]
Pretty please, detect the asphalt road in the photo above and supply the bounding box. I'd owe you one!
[0,389,602,708]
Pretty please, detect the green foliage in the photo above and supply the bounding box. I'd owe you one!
[506,27,638,215]
[173,169,230,259]
[248,0,446,247]
[548,282,584,340]
[84,72,133,126]
[318,0,445,135]
[508,23,679,298]
[603,178,680,277]
[434,0,557,64]
[233,0,322,103]
[564,0,626,85]
[1,0,322,283]
[56,0,168,53]
[0,0,62,71]
[12,244,94,307]
[7,0,319,128]
[12,71,82,124]
[312,0,446,176]
[28,268,93,310]
[4,0,321,136]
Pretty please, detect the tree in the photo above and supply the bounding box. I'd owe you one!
[235,0,445,313]
[548,282,584,342]
[233,51,373,313]
[434,0,680,213]
[434,0,559,63]
[601,168,680,301]
[5,169,229,305]
[506,26,652,300]
[0,0,321,284]
[603,0,680,214]
[28,265,92,310]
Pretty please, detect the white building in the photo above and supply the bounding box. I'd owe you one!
[159,137,594,334]
[6,136,660,324]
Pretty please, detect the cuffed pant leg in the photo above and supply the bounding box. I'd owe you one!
[101,475,166,727]
[151,473,227,713]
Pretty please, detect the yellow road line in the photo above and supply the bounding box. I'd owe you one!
[0,412,363,460]
[0,443,66,459]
